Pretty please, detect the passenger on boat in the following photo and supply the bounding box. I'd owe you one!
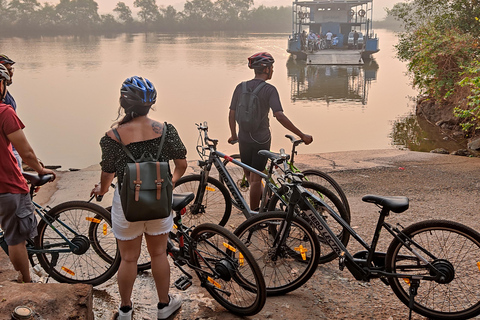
[325,30,333,48]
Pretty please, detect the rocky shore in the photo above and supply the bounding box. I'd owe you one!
[1,149,480,319]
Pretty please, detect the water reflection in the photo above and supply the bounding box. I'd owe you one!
[287,58,378,105]
[391,113,467,152]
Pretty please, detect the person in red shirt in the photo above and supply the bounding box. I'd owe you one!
[0,64,55,283]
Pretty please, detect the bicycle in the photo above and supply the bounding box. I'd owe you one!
[173,122,350,261]
[166,192,266,316]
[224,134,350,216]
[0,172,121,286]
[234,152,480,319]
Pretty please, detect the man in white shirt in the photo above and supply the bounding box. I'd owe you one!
[325,30,333,48]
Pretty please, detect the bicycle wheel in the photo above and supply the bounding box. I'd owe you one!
[173,175,231,227]
[386,220,480,320]
[268,181,350,264]
[234,211,320,296]
[190,223,266,316]
[36,201,120,286]
[301,169,351,215]
[223,154,250,209]
[90,206,151,271]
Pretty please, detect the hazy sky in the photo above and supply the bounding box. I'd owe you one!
[38,0,399,20]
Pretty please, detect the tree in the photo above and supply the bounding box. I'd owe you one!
[113,1,133,24]
[8,0,42,27]
[215,0,253,26]
[56,0,100,31]
[134,0,159,27]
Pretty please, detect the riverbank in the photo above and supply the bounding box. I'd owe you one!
[3,149,480,319]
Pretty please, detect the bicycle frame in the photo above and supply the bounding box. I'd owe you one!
[283,179,444,283]
[27,201,81,255]
[194,122,286,219]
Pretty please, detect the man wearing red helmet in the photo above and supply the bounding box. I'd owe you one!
[228,52,313,210]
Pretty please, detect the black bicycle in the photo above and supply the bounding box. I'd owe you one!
[173,122,350,251]
[167,192,266,316]
[235,151,480,319]
[0,172,121,286]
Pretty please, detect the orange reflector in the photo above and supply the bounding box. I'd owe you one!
[86,217,101,224]
[223,243,236,252]
[477,262,480,271]
[239,253,244,266]
[208,277,221,288]
[403,278,410,285]
[61,266,75,276]
[206,186,215,192]
[103,224,107,235]
[295,245,308,260]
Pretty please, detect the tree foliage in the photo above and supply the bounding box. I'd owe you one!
[0,0,291,34]
[389,0,480,132]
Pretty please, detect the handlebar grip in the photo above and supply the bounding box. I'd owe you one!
[95,195,104,202]
[229,139,238,145]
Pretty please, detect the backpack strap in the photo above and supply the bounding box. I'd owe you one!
[112,128,137,163]
[155,122,168,161]
[252,81,267,94]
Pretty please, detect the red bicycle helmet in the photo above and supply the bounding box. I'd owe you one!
[0,54,15,65]
[248,52,275,69]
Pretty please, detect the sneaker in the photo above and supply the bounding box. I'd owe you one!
[157,294,182,319]
[117,302,133,320]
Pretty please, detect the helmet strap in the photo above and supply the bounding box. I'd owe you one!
[0,80,5,100]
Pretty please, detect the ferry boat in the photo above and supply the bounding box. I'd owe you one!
[287,0,379,65]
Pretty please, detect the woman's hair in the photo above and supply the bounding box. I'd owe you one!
[113,98,152,127]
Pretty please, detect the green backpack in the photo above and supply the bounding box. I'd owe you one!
[113,123,172,222]
[235,81,267,132]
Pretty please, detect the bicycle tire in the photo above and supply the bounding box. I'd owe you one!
[386,220,480,320]
[234,211,320,296]
[35,201,120,286]
[301,169,351,216]
[190,223,266,316]
[174,174,231,227]
[222,154,250,210]
[268,181,350,264]
[90,206,151,271]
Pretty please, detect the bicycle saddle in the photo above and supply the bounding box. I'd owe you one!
[258,150,290,162]
[362,195,409,213]
[172,192,195,211]
[22,172,54,187]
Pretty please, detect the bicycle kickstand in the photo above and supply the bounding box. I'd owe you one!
[408,279,419,320]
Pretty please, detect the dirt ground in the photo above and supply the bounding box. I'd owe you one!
[19,150,480,320]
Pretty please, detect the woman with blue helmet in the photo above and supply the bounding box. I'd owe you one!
[92,76,188,320]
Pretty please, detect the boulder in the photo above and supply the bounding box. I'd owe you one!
[0,251,93,320]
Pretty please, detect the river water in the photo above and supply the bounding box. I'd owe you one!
[0,29,443,170]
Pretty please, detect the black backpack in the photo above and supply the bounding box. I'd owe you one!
[112,123,173,222]
[235,81,267,132]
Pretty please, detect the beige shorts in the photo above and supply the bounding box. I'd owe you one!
[111,186,174,241]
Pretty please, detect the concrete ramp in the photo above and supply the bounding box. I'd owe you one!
[307,50,363,65]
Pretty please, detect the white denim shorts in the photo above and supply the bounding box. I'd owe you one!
[111,186,174,241]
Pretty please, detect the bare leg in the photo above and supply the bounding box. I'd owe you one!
[145,233,170,304]
[117,236,142,307]
[9,241,31,283]
[248,172,263,210]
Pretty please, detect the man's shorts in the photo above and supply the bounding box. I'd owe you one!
[0,193,38,246]
[239,140,271,172]
[111,186,174,241]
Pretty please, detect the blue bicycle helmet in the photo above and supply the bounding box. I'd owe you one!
[120,76,157,107]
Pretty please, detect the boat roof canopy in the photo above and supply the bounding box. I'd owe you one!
[294,0,372,6]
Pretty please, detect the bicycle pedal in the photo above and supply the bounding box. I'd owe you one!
[174,276,192,291]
